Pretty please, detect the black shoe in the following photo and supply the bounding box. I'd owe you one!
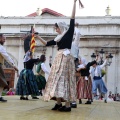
[85,101,91,104]
[104,99,107,103]
[79,99,82,104]
[70,103,77,108]
[20,96,26,100]
[32,97,39,99]
[25,97,29,100]
[39,91,43,96]
[51,104,62,110]
[58,106,71,112]
[0,97,7,102]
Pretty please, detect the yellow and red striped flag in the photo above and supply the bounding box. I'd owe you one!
[30,25,35,53]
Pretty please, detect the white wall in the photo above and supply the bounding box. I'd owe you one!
[1,16,120,94]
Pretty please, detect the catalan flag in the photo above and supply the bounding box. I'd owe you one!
[30,25,35,53]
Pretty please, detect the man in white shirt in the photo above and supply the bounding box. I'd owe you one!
[71,22,81,68]
[70,23,81,108]
[0,34,18,102]
[90,57,108,103]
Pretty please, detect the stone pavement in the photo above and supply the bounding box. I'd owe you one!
[0,96,120,120]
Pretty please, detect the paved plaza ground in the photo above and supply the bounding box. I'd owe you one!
[0,96,120,120]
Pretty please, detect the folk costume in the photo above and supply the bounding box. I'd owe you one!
[36,0,84,112]
[23,35,31,53]
[70,26,81,108]
[16,51,40,99]
[44,19,76,103]
[90,60,108,103]
[35,61,49,91]
[71,27,80,61]
[77,58,96,104]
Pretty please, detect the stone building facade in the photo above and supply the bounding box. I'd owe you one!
[0,14,120,94]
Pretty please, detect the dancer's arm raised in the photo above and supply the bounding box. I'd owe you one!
[71,0,77,19]
[71,0,84,19]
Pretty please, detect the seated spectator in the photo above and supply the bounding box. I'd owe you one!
[111,94,115,101]
[116,93,120,101]
[6,88,15,95]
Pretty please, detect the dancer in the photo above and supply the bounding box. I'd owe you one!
[70,22,81,108]
[76,57,97,104]
[35,54,49,96]
[16,51,40,100]
[22,33,39,99]
[71,22,81,68]
[23,34,31,53]
[36,0,84,112]
[0,34,18,102]
[90,56,108,103]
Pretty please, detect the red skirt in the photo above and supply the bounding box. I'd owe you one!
[77,76,92,99]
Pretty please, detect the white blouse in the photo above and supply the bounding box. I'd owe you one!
[0,44,15,66]
[71,27,81,58]
[94,60,107,76]
[41,63,49,75]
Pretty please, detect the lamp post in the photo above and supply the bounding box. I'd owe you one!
[91,49,113,66]
[99,49,105,65]
[107,53,113,66]
[91,53,96,61]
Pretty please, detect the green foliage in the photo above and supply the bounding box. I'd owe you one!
[2,91,7,96]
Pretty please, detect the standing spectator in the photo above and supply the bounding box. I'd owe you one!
[0,34,18,102]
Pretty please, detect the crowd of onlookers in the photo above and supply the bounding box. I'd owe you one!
[108,91,120,101]
[93,91,120,102]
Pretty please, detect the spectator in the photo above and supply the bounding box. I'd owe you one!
[7,88,15,95]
